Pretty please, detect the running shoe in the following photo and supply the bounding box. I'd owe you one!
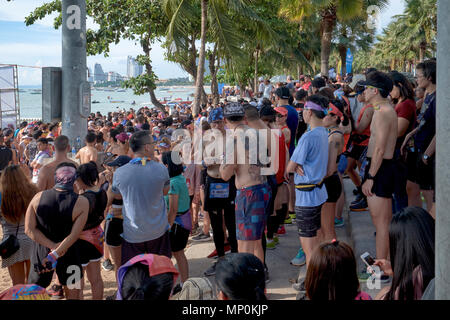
[289,212,296,220]
[273,236,279,244]
[204,262,218,276]
[290,248,306,266]
[192,232,212,242]
[207,243,231,258]
[265,267,270,284]
[284,217,293,224]
[334,217,345,228]
[350,197,368,212]
[266,239,276,250]
[292,279,306,292]
[351,193,364,205]
[47,284,64,300]
[102,259,114,271]
[277,225,286,236]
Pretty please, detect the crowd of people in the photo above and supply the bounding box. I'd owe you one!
[0,59,437,301]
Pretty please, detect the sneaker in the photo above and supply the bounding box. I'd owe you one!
[292,279,305,292]
[204,262,217,276]
[102,259,114,271]
[172,283,183,295]
[289,212,296,220]
[277,226,286,236]
[192,233,211,242]
[47,284,64,299]
[284,217,293,224]
[207,243,231,258]
[290,248,306,266]
[350,197,368,212]
[273,236,279,244]
[265,267,270,284]
[266,239,276,250]
[334,217,344,228]
[351,193,364,205]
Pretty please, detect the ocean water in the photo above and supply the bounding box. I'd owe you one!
[18,86,211,120]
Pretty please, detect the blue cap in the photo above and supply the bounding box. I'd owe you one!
[208,108,224,123]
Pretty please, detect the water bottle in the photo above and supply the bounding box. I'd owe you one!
[76,136,82,152]
[72,147,76,159]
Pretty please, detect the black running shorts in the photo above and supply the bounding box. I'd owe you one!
[363,158,396,198]
[295,205,322,238]
[105,217,123,247]
[324,173,342,203]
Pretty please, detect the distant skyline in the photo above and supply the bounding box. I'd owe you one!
[0,0,405,85]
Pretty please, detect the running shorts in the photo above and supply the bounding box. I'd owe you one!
[324,173,342,203]
[363,158,396,198]
[235,183,271,241]
[105,217,123,247]
[295,205,322,238]
[169,223,190,252]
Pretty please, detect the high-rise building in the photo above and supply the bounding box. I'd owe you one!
[94,63,107,82]
[127,56,144,78]
[87,67,94,82]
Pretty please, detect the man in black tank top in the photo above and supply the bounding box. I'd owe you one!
[25,162,89,300]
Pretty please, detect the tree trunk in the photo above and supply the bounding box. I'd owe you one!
[320,13,336,76]
[297,64,302,81]
[142,40,165,114]
[209,44,220,105]
[338,44,346,76]
[254,49,259,94]
[193,0,208,117]
[419,43,426,62]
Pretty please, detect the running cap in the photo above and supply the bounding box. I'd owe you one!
[208,108,224,123]
[223,103,245,118]
[358,71,393,96]
[0,285,50,300]
[274,107,288,116]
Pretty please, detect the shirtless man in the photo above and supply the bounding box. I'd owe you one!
[36,135,78,191]
[76,132,98,164]
[220,103,271,265]
[360,71,398,262]
[201,107,238,277]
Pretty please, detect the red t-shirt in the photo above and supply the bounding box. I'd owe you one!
[395,99,417,138]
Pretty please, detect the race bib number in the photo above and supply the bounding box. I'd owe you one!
[209,183,229,199]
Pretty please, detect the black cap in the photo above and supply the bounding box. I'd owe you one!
[359,71,393,97]
[106,155,132,168]
[275,87,290,99]
[223,103,245,118]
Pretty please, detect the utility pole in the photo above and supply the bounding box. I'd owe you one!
[61,0,90,150]
[436,0,450,300]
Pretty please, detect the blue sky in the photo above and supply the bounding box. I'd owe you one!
[0,0,405,85]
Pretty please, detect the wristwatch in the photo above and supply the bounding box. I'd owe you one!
[423,154,430,161]
[366,173,376,181]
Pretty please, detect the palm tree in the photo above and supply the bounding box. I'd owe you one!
[164,0,273,115]
[279,0,391,76]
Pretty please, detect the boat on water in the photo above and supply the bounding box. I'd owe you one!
[30,89,42,95]
[117,89,126,92]
[110,100,125,103]
[92,100,100,104]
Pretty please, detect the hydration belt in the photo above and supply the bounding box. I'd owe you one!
[295,180,325,192]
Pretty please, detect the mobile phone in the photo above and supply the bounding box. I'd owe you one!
[361,252,376,274]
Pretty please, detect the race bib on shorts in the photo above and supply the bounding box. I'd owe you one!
[209,183,230,199]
